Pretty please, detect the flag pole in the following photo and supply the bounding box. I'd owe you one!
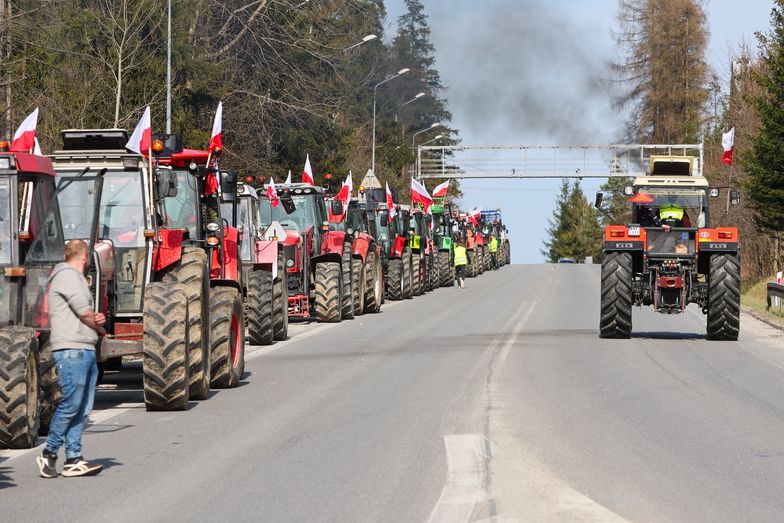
[148,145,155,226]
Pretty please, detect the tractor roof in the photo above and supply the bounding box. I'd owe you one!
[0,152,56,177]
[237,183,258,199]
[276,183,325,195]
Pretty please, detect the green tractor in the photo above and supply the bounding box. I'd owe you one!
[431,202,456,287]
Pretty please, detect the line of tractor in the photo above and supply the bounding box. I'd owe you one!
[0,127,510,449]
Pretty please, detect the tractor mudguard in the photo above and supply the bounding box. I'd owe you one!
[210,226,241,282]
[602,225,646,252]
[253,239,278,277]
[391,236,407,259]
[153,228,184,271]
[352,234,371,263]
[697,227,739,273]
[321,230,347,257]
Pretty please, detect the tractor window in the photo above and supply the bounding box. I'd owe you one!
[259,194,316,232]
[346,209,365,233]
[632,188,707,228]
[223,198,252,261]
[27,180,65,262]
[163,170,199,239]
[98,171,146,247]
[0,177,12,265]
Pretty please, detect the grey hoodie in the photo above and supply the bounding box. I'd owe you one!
[48,262,98,351]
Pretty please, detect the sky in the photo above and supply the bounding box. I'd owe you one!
[384,0,774,263]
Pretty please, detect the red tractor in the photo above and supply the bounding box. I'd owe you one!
[259,183,351,322]
[385,206,414,301]
[597,155,741,340]
[339,198,384,314]
[223,181,288,345]
[51,130,244,414]
[0,144,103,448]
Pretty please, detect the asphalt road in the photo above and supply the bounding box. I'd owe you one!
[2,264,784,522]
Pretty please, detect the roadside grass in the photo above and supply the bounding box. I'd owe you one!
[741,275,784,329]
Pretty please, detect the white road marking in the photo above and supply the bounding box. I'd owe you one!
[426,434,490,523]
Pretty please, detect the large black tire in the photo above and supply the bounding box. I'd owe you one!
[38,345,60,435]
[387,259,404,301]
[353,259,365,316]
[483,245,491,271]
[599,252,633,339]
[467,250,477,278]
[431,253,441,290]
[438,251,451,286]
[707,254,741,341]
[402,250,413,299]
[209,287,245,388]
[364,250,383,313]
[341,245,355,320]
[0,327,39,448]
[162,248,210,400]
[143,283,190,411]
[412,255,422,296]
[247,270,274,345]
[476,249,484,275]
[315,261,342,322]
[273,252,289,341]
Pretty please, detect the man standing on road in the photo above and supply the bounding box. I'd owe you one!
[37,239,105,478]
[488,234,499,269]
[454,238,468,288]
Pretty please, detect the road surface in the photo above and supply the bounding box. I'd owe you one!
[2,264,784,522]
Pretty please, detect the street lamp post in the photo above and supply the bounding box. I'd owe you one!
[411,123,443,178]
[372,68,410,174]
[166,0,172,133]
[420,134,443,146]
[343,34,377,52]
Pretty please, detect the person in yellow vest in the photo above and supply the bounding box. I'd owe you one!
[453,238,468,289]
[488,234,499,269]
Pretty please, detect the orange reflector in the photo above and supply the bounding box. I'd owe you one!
[718,231,733,239]
[151,139,165,154]
[18,231,31,240]
[4,267,26,277]
[143,229,156,238]
[206,236,220,246]
[610,230,625,237]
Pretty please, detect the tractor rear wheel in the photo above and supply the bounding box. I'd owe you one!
[315,262,343,322]
[364,250,383,313]
[431,254,441,289]
[599,252,633,339]
[438,251,451,287]
[247,270,274,346]
[209,287,245,388]
[273,252,289,341]
[387,259,404,301]
[469,250,478,277]
[162,248,210,400]
[412,255,422,296]
[483,245,491,271]
[707,253,741,341]
[353,259,365,316]
[341,245,355,320]
[0,327,39,448]
[143,283,190,411]
[38,345,60,435]
[402,250,413,299]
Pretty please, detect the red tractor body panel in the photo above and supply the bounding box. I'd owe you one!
[153,228,184,271]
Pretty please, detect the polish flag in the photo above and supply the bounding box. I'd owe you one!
[411,177,433,212]
[10,108,39,153]
[285,170,292,185]
[721,127,735,166]
[432,180,449,198]
[126,106,151,155]
[386,182,396,220]
[302,154,315,185]
[336,171,352,206]
[266,177,279,207]
[33,137,43,156]
[467,207,481,226]
[208,101,223,152]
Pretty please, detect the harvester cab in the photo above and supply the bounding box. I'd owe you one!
[598,153,740,340]
[0,145,103,448]
[259,183,350,322]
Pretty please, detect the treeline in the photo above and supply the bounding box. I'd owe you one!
[0,0,453,196]
[544,0,784,277]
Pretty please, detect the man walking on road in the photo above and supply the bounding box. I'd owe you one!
[489,234,499,269]
[37,239,105,478]
[454,238,468,288]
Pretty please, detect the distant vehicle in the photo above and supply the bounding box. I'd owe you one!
[558,257,576,263]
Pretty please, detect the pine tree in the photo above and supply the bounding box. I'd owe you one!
[542,180,603,262]
[743,3,784,271]
[598,176,633,226]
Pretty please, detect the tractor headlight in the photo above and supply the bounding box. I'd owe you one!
[286,259,295,267]
[206,222,220,232]
[347,227,354,235]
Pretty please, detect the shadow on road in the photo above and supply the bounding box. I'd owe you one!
[0,463,15,489]
[632,331,705,340]
[91,457,123,472]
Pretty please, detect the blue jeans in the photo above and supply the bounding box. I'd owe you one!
[45,349,98,460]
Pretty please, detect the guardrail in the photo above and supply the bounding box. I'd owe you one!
[767,282,784,313]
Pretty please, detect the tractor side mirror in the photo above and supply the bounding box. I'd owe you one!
[220,170,238,202]
[594,191,603,209]
[156,169,178,198]
[330,199,343,216]
[730,189,741,206]
[380,213,389,227]
[279,193,296,214]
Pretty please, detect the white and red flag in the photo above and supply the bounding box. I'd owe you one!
[411,177,433,212]
[386,182,396,220]
[33,137,43,156]
[302,154,315,185]
[209,101,223,152]
[126,106,151,155]
[285,170,292,185]
[467,207,481,226]
[432,180,449,198]
[266,177,279,207]
[721,127,735,166]
[10,107,39,153]
[336,171,352,206]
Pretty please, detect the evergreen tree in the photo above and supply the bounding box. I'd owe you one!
[542,180,603,262]
[743,3,784,271]
[598,176,633,226]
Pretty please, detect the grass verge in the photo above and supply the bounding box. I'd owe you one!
[741,275,784,330]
